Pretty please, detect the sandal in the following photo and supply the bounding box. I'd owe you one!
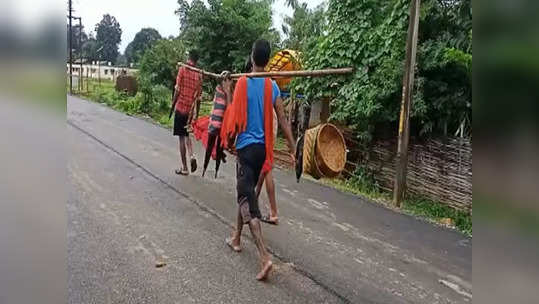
[260,215,278,225]
[175,169,189,176]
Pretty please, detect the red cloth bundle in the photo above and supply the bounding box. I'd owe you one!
[192,115,217,160]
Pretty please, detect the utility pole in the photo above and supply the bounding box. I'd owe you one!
[393,0,421,207]
[75,17,83,92]
[97,46,104,88]
[68,0,73,94]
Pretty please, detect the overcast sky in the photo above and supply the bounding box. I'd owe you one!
[72,0,325,53]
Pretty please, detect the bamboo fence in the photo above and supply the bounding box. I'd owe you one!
[347,137,472,213]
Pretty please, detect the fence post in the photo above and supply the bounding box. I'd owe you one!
[393,0,421,207]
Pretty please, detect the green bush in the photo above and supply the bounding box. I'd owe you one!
[114,93,144,115]
[292,0,472,141]
[344,166,382,197]
[90,87,121,106]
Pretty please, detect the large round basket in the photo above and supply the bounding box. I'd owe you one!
[314,123,347,178]
[302,125,323,179]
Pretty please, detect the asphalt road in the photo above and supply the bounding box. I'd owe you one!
[68,95,472,303]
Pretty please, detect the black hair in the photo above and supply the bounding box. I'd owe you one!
[188,50,199,63]
[251,39,271,67]
[243,56,253,73]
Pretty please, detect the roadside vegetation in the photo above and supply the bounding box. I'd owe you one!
[73,78,212,130]
[322,167,472,236]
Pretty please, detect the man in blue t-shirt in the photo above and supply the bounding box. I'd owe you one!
[225,40,295,281]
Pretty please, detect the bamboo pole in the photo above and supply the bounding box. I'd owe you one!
[177,62,353,79]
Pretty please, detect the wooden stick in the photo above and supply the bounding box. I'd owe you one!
[177,62,353,79]
[177,63,223,78]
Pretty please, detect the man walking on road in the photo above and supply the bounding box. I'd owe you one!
[222,39,296,280]
[172,50,202,176]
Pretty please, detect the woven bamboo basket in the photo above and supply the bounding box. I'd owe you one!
[302,123,346,179]
[302,125,323,179]
[315,123,347,178]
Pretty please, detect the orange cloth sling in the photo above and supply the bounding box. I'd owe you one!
[220,76,274,173]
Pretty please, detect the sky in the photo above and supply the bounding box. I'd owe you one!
[72,0,325,53]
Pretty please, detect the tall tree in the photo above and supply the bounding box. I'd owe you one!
[125,28,162,65]
[95,14,122,64]
[82,33,99,61]
[138,38,187,111]
[176,0,279,72]
[281,2,326,51]
[66,24,88,60]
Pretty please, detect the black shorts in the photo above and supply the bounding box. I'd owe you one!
[173,111,189,137]
[236,144,266,224]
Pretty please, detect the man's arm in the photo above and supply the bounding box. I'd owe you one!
[222,77,233,106]
[191,77,204,121]
[169,85,181,119]
[274,97,296,162]
[169,69,183,118]
[172,85,180,104]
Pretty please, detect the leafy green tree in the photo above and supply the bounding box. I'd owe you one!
[176,0,279,73]
[95,14,122,64]
[116,53,128,67]
[281,2,326,52]
[125,28,162,65]
[413,0,472,136]
[292,0,472,141]
[67,24,88,61]
[82,33,99,61]
[138,38,187,111]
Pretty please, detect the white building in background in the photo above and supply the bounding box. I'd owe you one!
[66,61,138,81]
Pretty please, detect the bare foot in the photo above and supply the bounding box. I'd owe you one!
[225,236,241,252]
[256,259,273,281]
[261,215,279,225]
[269,216,279,225]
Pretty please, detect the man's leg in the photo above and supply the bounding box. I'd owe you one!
[227,207,243,252]
[265,171,278,221]
[179,136,188,172]
[243,146,272,280]
[248,218,272,280]
[186,135,197,172]
[227,162,245,252]
[186,134,193,157]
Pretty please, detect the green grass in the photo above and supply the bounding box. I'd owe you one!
[403,196,472,236]
[199,101,213,117]
[321,170,472,237]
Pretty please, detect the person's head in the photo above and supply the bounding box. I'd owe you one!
[243,56,253,73]
[188,50,199,64]
[250,39,271,69]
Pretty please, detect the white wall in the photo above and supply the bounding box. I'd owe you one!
[66,64,138,81]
